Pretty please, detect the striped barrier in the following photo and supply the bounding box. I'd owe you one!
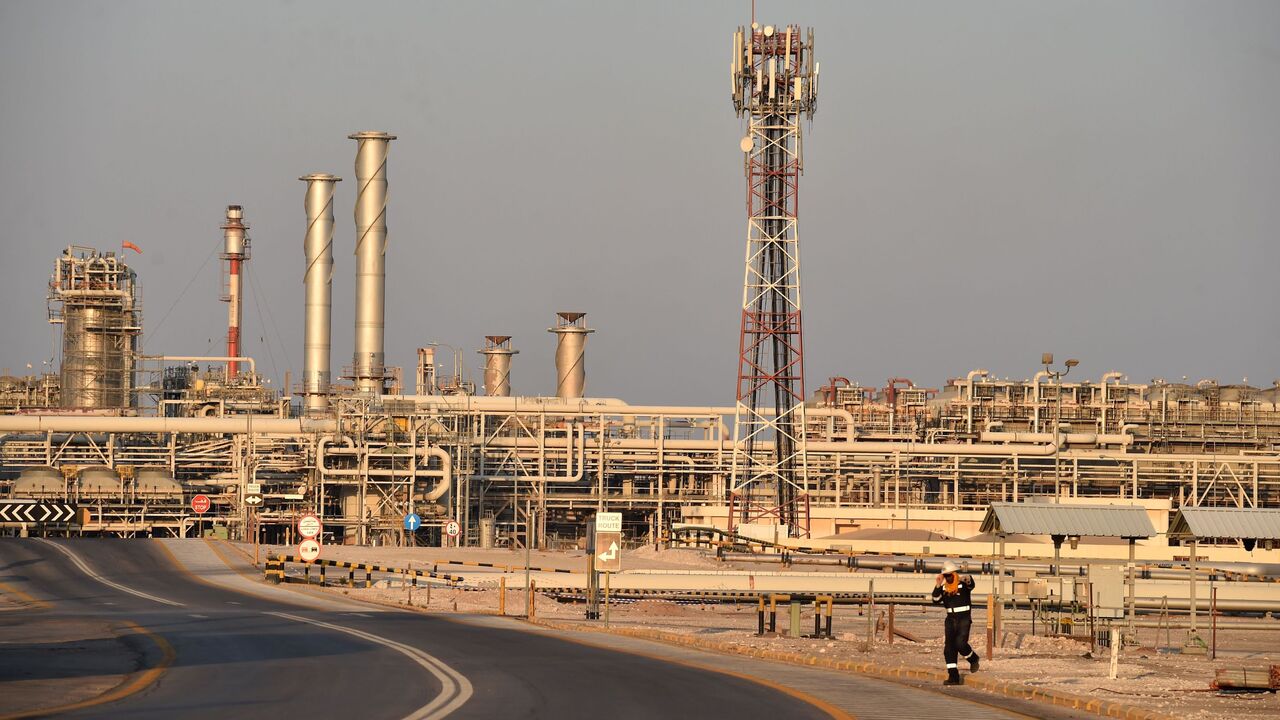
[430,559,574,575]
[265,554,465,587]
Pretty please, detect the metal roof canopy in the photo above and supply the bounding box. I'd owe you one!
[1168,507,1280,541]
[980,502,1157,539]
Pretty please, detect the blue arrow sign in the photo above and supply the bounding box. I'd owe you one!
[404,513,421,531]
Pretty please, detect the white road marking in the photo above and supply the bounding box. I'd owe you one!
[226,601,242,605]
[35,539,183,607]
[267,611,472,719]
[189,614,209,619]
[347,612,372,618]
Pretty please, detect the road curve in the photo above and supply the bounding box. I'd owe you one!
[0,539,835,719]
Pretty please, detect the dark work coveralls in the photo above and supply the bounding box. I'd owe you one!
[931,573,979,683]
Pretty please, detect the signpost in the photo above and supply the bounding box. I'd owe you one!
[445,519,460,541]
[191,494,211,514]
[594,512,622,573]
[404,513,421,532]
[297,514,322,539]
[299,538,321,563]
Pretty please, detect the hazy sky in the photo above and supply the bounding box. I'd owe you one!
[1,1,1277,404]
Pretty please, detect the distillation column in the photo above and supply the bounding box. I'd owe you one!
[478,336,519,397]
[728,22,819,533]
[300,174,341,414]
[548,313,593,399]
[219,206,250,379]
[48,248,141,408]
[349,131,396,394]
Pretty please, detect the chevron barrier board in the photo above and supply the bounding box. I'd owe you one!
[0,500,85,524]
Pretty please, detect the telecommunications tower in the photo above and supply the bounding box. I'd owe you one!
[728,20,819,535]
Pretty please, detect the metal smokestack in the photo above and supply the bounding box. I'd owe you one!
[349,130,396,394]
[548,313,593,399]
[478,336,518,397]
[300,173,341,415]
[220,205,249,378]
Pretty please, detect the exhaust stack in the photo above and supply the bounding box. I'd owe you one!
[219,206,249,378]
[478,336,518,397]
[349,130,396,394]
[548,313,593,399]
[300,173,341,415]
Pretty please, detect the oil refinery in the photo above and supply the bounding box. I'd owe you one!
[3,6,1280,720]
[0,20,1276,560]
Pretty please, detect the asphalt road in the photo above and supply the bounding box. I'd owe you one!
[0,538,836,719]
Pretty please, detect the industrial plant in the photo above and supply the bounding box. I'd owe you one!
[0,21,1276,563]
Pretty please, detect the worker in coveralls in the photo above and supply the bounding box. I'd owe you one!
[932,560,979,685]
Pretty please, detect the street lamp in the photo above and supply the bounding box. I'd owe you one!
[1041,354,1079,503]
[428,342,465,391]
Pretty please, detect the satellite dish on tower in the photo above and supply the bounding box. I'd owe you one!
[739,137,753,152]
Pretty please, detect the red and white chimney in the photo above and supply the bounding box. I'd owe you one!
[220,205,250,378]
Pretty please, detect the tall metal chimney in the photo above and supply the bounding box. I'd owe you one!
[300,173,341,415]
[478,336,518,397]
[219,206,249,378]
[548,313,593,399]
[349,131,396,394]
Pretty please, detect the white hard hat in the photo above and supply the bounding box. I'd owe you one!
[941,561,959,574]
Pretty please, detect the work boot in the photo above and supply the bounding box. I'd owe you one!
[944,669,962,686]
[968,653,980,673]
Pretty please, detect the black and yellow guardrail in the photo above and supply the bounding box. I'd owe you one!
[430,559,574,575]
[264,555,464,587]
[756,593,834,638]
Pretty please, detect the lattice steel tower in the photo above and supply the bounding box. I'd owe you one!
[728,21,819,534]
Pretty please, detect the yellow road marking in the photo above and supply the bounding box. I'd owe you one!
[0,580,49,611]
[0,620,175,720]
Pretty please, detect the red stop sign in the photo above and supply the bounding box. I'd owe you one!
[191,494,211,514]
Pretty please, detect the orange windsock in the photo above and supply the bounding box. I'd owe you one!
[121,241,142,254]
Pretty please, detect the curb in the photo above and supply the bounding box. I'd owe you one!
[527,619,1180,720]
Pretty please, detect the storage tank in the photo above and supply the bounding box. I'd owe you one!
[479,516,496,549]
[12,466,66,498]
[75,466,123,499]
[134,467,183,501]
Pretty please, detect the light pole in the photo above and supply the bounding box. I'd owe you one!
[1041,353,1079,503]
[428,342,464,391]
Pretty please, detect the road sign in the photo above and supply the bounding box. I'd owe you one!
[0,500,82,524]
[191,494,211,514]
[444,519,460,538]
[246,482,262,495]
[596,512,622,533]
[244,495,263,506]
[404,513,421,531]
[594,512,622,572]
[298,538,321,563]
[595,531,622,572]
[297,514,322,539]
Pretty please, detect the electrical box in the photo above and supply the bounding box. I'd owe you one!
[1087,564,1126,619]
[1027,578,1049,600]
